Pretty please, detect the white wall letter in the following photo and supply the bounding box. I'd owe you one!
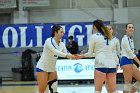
[19,27,33,47]
[35,26,43,47]
[2,27,18,48]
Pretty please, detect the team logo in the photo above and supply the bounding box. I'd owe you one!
[74,63,83,73]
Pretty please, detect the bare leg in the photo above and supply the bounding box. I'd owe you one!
[94,70,106,92]
[48,71,57,81]
[131,65,140,93]
[106,72,116,93]
[36,72,49,93]
[121,64,133,93]
[132,64,140,82]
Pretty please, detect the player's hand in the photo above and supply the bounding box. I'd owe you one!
[66,54,77,60]
[67,54,85,60]
[73,54,84,60]
[70,54,78,60]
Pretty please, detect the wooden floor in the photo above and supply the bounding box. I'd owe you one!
[0,81,140,93]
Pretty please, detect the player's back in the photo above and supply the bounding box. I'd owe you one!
[93,33,116,68]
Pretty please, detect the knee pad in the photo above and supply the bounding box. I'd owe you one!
[133,81,140,89]
[48,79,58,93]
[124,84,131,91]
[94,91,101,93]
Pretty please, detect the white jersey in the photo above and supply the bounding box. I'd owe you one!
[110,37,121,65]
[121,35,136,59]
[36,37,69,72]
[84,33,116,68]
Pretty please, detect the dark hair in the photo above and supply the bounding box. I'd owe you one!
[93,19,111,40]
[68,35,73,39]
[51,25,62,37]
[125,23,134,29]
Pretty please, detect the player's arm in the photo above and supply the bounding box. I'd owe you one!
[122,37,136,59]
[116,38,121,58]
[83,35,96,57]
[46,39,70,57]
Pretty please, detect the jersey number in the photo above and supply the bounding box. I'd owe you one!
[104,38,109,45]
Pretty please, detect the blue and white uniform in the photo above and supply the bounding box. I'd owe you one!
[36,37,70,72]
[110,37,121,66]
[84,33,116,73]
[120,35,136,66]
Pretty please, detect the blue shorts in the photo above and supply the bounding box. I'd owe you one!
[95,68,116,73]
[36,68,45,72]
[120,56,133,67]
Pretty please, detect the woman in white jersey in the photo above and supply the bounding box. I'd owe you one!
[106,25,121,93]
[107,25,121,67]
[36,25,76,93]
[78,19,117,93]
[120,23,140,93]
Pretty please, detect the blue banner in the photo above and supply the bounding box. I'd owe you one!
[0,22,109,48]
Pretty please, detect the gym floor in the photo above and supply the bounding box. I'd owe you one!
[0,81,140,93]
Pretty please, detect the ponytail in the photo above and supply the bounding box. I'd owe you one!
[93,19,111,40]
[101,26,112,40]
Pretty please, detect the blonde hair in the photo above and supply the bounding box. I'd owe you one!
[101,26,112,40]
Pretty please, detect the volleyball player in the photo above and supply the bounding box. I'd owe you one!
[78,19,117,93]
[120,23,140,93]
[36,25,77,93]
[107,25,121,67]
[105,25,121,93]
